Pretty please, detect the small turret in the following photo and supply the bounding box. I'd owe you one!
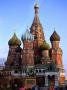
[21,28,34,67]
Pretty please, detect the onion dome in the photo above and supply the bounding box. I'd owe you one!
[50,31,60,41]
[21,28,34,41]
[40,41,50,50]
[8,33,21,46]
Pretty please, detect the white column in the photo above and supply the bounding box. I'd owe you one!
[55,75,58,86]
[45,75,48,86]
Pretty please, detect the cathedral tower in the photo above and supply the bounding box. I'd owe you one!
[50,30,65,85]
[5,33,21,68]
[30,1,45,64]
[21,28,34,68]
[50,30,63,69]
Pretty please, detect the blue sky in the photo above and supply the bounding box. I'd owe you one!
[0,0,67,76]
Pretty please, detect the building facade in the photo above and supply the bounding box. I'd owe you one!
[0,1,65,89]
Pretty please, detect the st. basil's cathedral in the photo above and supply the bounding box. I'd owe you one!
[0,1,66,90]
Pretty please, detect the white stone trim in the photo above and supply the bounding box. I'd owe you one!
[45,72,58,76]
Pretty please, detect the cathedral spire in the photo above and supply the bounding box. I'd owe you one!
[34,0,39,14]
[33,0,40,24]
[30,0,44,47]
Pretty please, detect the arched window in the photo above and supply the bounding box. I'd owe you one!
[39,70,41,73]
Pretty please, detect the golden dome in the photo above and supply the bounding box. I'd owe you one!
[40,41,50,50]
[8,33,21,46]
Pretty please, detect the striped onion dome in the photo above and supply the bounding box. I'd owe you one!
[21,28,34,41]
[50,31,60,41]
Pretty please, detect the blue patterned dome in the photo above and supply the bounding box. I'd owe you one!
[21,28,34,41]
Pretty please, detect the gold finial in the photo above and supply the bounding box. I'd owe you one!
[34,0,39,14]
[35,0,39,8]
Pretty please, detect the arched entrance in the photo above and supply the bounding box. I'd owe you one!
[36,76,45,87]
[48,75,55,86]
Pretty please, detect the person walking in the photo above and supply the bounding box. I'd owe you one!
[19,85,25,90]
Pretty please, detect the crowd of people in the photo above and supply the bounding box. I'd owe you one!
[11,85,39,90]
[0,84,67,90]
